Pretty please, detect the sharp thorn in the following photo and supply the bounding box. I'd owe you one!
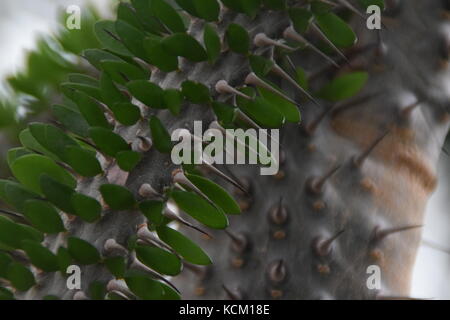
[353,130,389,167]
[308,164,341,194]
[371,225,423,243]
[201,162,249,195]
[269,197,288,225]
[222,285,242,300]
[164,207,213,239]
[314,230,345,257]
[310,23,351,65]
[268,259,287,283]
[245,72,298,106]
[225,230,248,253]
[303,106,334,135]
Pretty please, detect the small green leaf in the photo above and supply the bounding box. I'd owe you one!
[212,101,235,125]
[71,193,102,223]
[259,87,300,123]
[203,24,221,64]
[0,180,39,212]
[163,89,183,115]
[65,146,103,177]
[181,80,211,104]
[110,102,142,126]
[82,49,123,71]
[185,173,241,214]
[22,240,59,272]
[127,80,165,109]
[263,0,286,10]
[57,247,72,272]
[63,82,104,103]
[225,23,250,54]
[100,72,129,107]
[0,216,43,249]
[150,0,186,33]
[19,128,59,161]
[236,87,284,128]
[68,74,100,88]
[52,104,90,138]
[89,281,106,300]
[6,262,35,291]
[317,72,368,101]
[23,200,66,234]
[0,287,14,300]
[10,154,76,195]
[162,33,208,62]
[7,148,32,167]
[100,60,149,85]
[139,200,164,226]
[0,252,12,278]
[94,20,132,57]
[124,270,165,300]
[116,150,142,172]
[249,55,274,77]
[100,184,136,210]
[69,89,111,129]
[149,116,172,153]
[289,8,313,33]
[67,237,100,265]
[193,0,220,21]
[115,20,148,60]
[104,256,126,278]
[143,37,179,72]
[40,174,76,214]
[89,127,130,157]
[314,12,357,48]
[157,225,211,265]
[136,245,182,276]
[171,190,228,229]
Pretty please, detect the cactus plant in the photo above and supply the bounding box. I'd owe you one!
[1,0,450,300]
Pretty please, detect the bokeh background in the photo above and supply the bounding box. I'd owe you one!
[0,0,449,299]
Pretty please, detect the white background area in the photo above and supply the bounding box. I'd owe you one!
[0,0,448,299]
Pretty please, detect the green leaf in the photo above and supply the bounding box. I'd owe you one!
[225,23,250,54]
[100,184,136,210]
[0,180,39,212]
[143,37,179,72]
[6,262,35,291]
[163,89,183,115]
[185,173,241,214]
[295,66,309,91]
[124,270,165,300]
[289,8,313,33]
[171,190,228,229]
[149,116,172,153]
[139,200,164,226]
[89,127,130,157]
[193,0,220,21]
[0,252,12,278]
[19,128,59,161]
[63,82,104,103]
[127,80,165,109]
[118,2,143,30]
[40,174,76,214]
[203,24,221,64]
[52,104,90,138]
[99,72,129,107]
[157,225,211,265]
[0,216,43,249]
[221,0,261,18]
[23,200,65,234]
[314,12,357,48]
[317,72,368,101]
[249,55,274,77]
[7,148,32,167]
[82,49,123,71]
[29,123,79,162]
[65,146,103,177]
[212,101,235,125]
[94,20,132,57]
[150,0,186,33]
[259,87,300,123]
[104,256,126,278]
[115,20,147,60]
[89,281,106,300]
[135,245,182,276]
[131,0,167,35]
[67,237,100,265]
[69,89,111,129]
[181,80,211,104]
[57,247,72,272]
[22,240,59,272]
[100,60,149,85]
[116,150,142,172]
[71,193,102,223]
[162,33,208,62]
[110,102,142,126]
[68,74,100,88]
[235,87,284,128]
[0,287,14,300]
[10,154,76,195]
